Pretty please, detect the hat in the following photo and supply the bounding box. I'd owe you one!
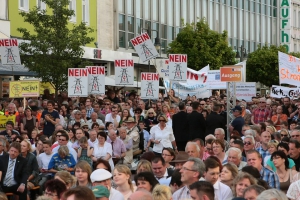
[170,151,189,164]
[30,106,39,112]
[81,122,88,128]
[90,169,112,183]
[92,185,110,198]
[232,105,242,112]
[123,117,136,123]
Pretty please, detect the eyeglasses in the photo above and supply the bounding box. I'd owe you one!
[15,140,21,143]
[59,139,66,141]
[182,167,196,172]
[105,103,110,105]
[159,120,166,122]
[291,135,300,138]
[206,148,213,151]
[260,102,266,103]
[281,134,288,137]
[200,104,205,105]
[56,135,62,137]
[244,142,252,145]
[82,127,89,129]
[135,112,141,114]
[148,113,153,114]
[162,154,172,157]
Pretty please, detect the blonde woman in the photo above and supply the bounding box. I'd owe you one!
[144,108,158,131]
[231,172,257,198]
[264,140,279,167]
[152,185,172,200]
[54,171,76,189]
[113,164,136,199]
[137,160,153,174]
[266,126,276,135]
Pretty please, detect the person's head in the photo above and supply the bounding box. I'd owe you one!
[58,145,69,158]
[170,151,189,170]
[243,185,266,200]
[90,169,112,189]
[134,172,159,192]
[214,128,225,140]
[212,139,225,155]
[47,100,55,110]
[113,165,133,191]
[271,150,289,170]
[5,121,14,131]
[57,130,69,146]
[94,158,112,173]
[152,185,172,200]
[8,142,21,159]
[75,128,85,140]
[75,161,92,184]
[243,136,255,152]
[89,129,97,141]
[108,129,117,141]
[125,117,137,129]
[162,147,175,164]
[137,159,153,174]
[260,131,271,145]
[97,131,107,144]
[256,189,288,200]
[44,179,67,200]
[151,156,167,179]
[0,138,5,154]
[189,181,215,200]
[180,157,205,185]
[267,140,279,154]
[54,171,75,189]
[288,139,300,159]
[42,140,52,155]
[157,114,168,125]
[185,142,200,158]
[266,126,276,135]
[291,129,300,142]
[20,139,32,153]
[227,147,242,167]
[63,186,96,200]
[231,139,244,151]
[128,190,153,200]
[169,169,183,194]
[232,172,257,197]
[220,163,238,184]
[277,142,289,155]
[246,150,262,171]
[204,157,220,185]
[205,138,215,156]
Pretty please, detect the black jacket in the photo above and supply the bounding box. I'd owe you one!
[172,111,189,142]
[187,111,206,141]
[205,111,226,135]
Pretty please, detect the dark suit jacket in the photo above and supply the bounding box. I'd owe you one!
[187,111,206,141]
[205,111,226,135]
[172,111,189,142]
[0,154,29,186]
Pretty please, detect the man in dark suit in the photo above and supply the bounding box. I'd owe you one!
[187,102,206,141]
[172,102,189,151]
[0,142,29,200]
[205,104,226,135]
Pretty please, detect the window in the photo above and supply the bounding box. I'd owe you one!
[19,0,29,11]
[69,0,76,22]
[294,10,296,27]
[82,0,89,24]
[37,0,46,10]
[298,11,300,28]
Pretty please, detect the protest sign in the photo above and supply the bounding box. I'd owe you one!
[0,39,21,66]
[141,73,159,99]
[206,70,227,89]
[278,51,300,86]
[9,81,40,98]
[169,54,187,82]
[68,68,89,97]
[270,85,300,98]
[130,32,158,62]
[114,59,134,85]
[234,82,256,102]
[0,115,16,130]
[156,59,169,79]
[220,65,243,82]
[87,66,105,95]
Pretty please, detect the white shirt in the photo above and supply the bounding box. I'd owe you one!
[110,188,124,200]
[4,158,17,186]
[105,113,121,124]
[93,142,114,171]
[52,145,78,162]
[37,152,53,169]
[213,180,233,200]
[88,138,98,146]
[155,169,171,186]
[150,124,175,153]
[87,119,105,129]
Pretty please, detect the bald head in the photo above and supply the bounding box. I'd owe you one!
[128,190,153,200]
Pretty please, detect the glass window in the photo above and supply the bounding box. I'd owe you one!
[168,0,173,25]
[136,0,141,18]
[190,0,195,23]
[168,26,175,40]
[145,20,151,30]
[261,5,266,15]
[128,33,134,48]
[256,3,261,14]
[161,39,167,54]
[82,0,89,24]
[19,0,29,11]
[161,24,168,39]
[119,14,125,31]
[153,0,158,21]
[160,0,166,23]
[233,0,237,7]
[223,0,226,4]
[128,16,134,33]
[202,0,207,19]
[118,0,125,13]
[256,15,260,42]
[196,0,201,19]
[250,13,254,40]
[152,22,159,39]
[119,31,126,48]
[295,44,297,52]
[294,10,297,27]
[127,0,133,15]
[233,9,237,38]
[245,12,249,40]
[250,2,255,12]
[273,0,277,7]
[37,0,46,10]
[273,8,277,17]
[221,5,226,32]
[182,0,187,22]
[298,11,300,28]
[175,0,180,26]
[216,3,220,31]
[144,0,150,19]
[239,9,243,40]
[267,17,271,44]
[227,7,231,37]
[261,17,265,43]
[136,18,142,34]
[209,1,214,29]
[69,0,76,22]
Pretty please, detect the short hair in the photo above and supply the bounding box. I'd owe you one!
[47,100,55,106]
[91,122,99,129]
[271,151,289,170]
[42,140,52,146]
[205,138,215,145]
[58,145,69,156]
[223,163,238,178]
[251,125,261,134]
[6,121,14,127]
[189,181,215,200]
[232,172,257,197]
[55,171,75,189]
[22,139,33,153]
[137,159,153,174]
[63,186,96,200]
[57,130,69,141]
[45,179,67,199]
[289,139,300,148]
[256,188,288,200]
[152,185,172,200]
[247,149,261,158]
[245,129,256,137]
[134,172,159,192]
[74,161,92,184]
[94,158,112,173]
[192,138,204,147]
[162,148,175,160]
[188,157,206,178]
[277,142,289,151]
[267,140,279,149]
[185,142,200,152]
[215,128,225,135]
[9,141,21,153]
[241,166,261,179]
[178,102,185,110]
[243,185,266,197]
[232,139,244,149]
[244,135,255,145]
[97,131,107,140]
[169,169,182,187]
[192,101,200,110]
[227,147,242,159]
[212,139,225,151]
[151,156,166,166]
[204,157,220,172]
[157,114,168,122]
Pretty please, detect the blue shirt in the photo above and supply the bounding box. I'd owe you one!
[142,129,150,149]
[260,166,280,189]
[48,153,76,175]
[256,146,271,161]
[266,157,295,172]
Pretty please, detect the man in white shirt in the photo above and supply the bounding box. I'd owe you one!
[204,157,233,200]
[87,112,105,130]
[224,147,247,170]
[189,181,215,200]
[52,131,77,162]
[37,140,53,190]
[105,106,120,128]
[151,156,173,186]
[173,157,206,200]
[88,129,98,146]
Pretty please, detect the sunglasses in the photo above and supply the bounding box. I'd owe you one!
[82,127,89,129]
[260,102,266,103]
[244,142,252,145]
[135,112,141,114]
[281,134,288,137]
[105,103,110,105]
[148,113,153,114]
[15,140,21,143]
[159,120,166,122]
[200,104,205,105]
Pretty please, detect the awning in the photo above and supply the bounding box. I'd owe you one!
[0,64,37,76]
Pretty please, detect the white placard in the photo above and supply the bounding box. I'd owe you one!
[270,85,300,98]
[130,32,158,62]
[234,82,256,102]
[278,51,300,86]
[206,70,227,89]
[169,54,187,82]
[68,68,88,97]
[87,66,105,95]
[140,73,159,99]
[0,39,21,66]
[114,59,134,85]
[156,59,169,79]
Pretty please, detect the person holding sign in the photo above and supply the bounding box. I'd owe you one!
[40,101,60,137]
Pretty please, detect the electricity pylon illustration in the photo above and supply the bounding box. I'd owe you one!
[141,43,154,59]
[172,63,184,80]
[4,48,17,64]
[119,68,130,84]
[89,76,101,92]
[144,82,156,97]
[72,78,84,94]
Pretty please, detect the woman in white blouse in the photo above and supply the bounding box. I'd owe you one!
[147,114,178,155]
[92,131,114,171]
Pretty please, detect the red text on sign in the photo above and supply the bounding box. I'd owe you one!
[169,54,187,63]
[131,33,150,46]
[0,39,18,47]
[68,68,88,76]
[87,66,105,75]
[115,60,134,67]
[141,73,159,80]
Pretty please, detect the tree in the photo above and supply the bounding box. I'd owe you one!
[17,0,94,98]
[168,18,236,70]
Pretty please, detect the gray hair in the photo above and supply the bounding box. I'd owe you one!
[244,135,255,145]
[188,157,206,178]
[108,129,116,136]
[227,147,242,158]
[185,142,200,152]
[215,128,225,135]
[244,129,256,137]
[118,127,127,132]
[205,134,216,141]
[256,189,288,200]
[243,185,265,197]
[58,145,69,156]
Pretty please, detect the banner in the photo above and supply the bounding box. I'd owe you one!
[206,70,227,89]
[0,115,16,130]
[0,39,21,66]
[130,32,159,62]
[87,66,105,95]
[270,85,300,98]
[164,65,211,99]
[278,51,300,86]
[68,68,89,97]
[220,65,243,82]
[156,59,169,79]
[140,73,159,99]
[235,82,256,102]
[114,59,134,85]
[9,81,40,98]
[169,54,187,82]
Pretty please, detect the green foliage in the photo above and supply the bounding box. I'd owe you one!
[168,18,236,70]
[17,0,94,97]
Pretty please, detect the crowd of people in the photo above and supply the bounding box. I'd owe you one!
[0,89,300,200]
